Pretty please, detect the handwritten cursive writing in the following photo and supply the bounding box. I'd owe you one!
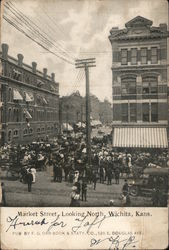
[90,235,138,250]
[6,215,66,233]
[72,214,110,233]
[46,215,67,232]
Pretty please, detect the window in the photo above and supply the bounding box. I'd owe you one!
[130,104,137,122]
[8,108,12,122]
[8,130,12,142]
[141,48,147,64]
[151,47,158,64]
[142,103,149,122]
[13,108,19,122]
[37,128,40,133]
[8,88,12,102]
[131,48,137,65]
[13,130,19,137]
[122,104,128,122]
[29,128,33,134]
[142,77,158,94]
[24,129,28,135]
[151,103,158,122]
[121,77,136,95]
[41,127,45,132]
[121,49,128,65]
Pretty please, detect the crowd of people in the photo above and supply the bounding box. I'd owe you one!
[0,132,168,206]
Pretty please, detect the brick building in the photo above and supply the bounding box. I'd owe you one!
[59,91,112,127]
[0,43,59,145]
[109,16,168,148]
[59,91,85,125]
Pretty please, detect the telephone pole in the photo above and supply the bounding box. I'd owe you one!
[75,58,96,166]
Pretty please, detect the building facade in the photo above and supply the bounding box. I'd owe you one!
[0,43,59,145]
[109,16,168,148]
[60,91,113,127]
[60,91,85,125]
[99,99,113,124]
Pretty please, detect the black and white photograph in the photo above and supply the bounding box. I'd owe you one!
[0,0,168,208]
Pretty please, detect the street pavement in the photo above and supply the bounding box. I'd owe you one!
[1,169,152,207]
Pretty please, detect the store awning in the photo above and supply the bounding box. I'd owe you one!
[62,123,73,131]
[42,97,48,104]
[24,109,32,119]
[25,92,32,102]
[113,127,168,148]
[13,89,23,101]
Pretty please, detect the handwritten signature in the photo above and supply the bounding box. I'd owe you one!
[6,215,67,233]
[90,235,138,250]
[72,214,110,233]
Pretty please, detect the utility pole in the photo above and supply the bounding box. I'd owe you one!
[75,58,96,166]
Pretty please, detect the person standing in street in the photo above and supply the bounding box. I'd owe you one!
[1,182,6,206]
[82,178,87,201]
[70,186,80,207]
[92,171,97,190]
[122,179,129,196]
[27,169,33,192]
[114,167,120,184]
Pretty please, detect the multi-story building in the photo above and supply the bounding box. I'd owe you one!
[0,43,59,145]
[60,91,85,125]
[90,95,100,121]
[60,92,113,127]
[99,99,112,124]
[109,16,168,148]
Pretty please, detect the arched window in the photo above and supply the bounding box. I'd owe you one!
[121,77,136,95]
[8,108,12,122]
[142,76,158,94]
[29,128,33,134]
[8,130,12,142]
[13,130,19,137]
[16,108,19,122]
[8,88,12,102]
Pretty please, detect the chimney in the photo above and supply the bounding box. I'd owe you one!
[32,62,37,74]
[1,43,9,60]
[51,73,55,82]
[43,68,47,78]
[159,23,167,32]
[17,54,24,67]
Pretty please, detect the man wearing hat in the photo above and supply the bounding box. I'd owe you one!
[27,169,33,192]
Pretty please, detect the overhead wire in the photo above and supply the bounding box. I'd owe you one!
[5,1,75,62]
[3,14,74,65]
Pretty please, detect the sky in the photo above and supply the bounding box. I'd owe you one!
[1,0,168,102]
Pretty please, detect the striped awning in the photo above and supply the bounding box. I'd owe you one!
[23,109,32,119]
[113,127,168,148]
[13,89,23,101]
[25,92,32,102]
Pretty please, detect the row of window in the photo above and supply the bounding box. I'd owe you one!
[121,47,158,65]
[121,103,158,123]
[7,108,58,123]
[4,65,58,92]
[7,126,58,142]
[117,76,158,95]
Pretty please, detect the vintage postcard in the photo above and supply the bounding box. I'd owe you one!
[0,0,168,249]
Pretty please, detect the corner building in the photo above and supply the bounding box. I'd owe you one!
[0,44,59,145]
[109,16,168,148]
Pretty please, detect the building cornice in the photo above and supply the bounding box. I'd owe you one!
[109,33,168,42]
[111,64,168,71]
